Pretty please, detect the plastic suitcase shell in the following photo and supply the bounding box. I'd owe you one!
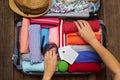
[12,0,107,75]
[13,18,107,75]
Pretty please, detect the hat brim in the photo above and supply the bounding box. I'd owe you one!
[9,0,52,18]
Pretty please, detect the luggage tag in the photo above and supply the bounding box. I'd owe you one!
[58,46,79,64]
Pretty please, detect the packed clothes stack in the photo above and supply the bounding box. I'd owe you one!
[60,20,102,72]
[20,18,60,72]
[19,17,103,73]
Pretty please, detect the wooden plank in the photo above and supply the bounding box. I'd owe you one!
[14,68,24,80]
[23,75,43,80]
[88,73,96,80]
[2,0,119,80]
[98,0,104,19]
[75,75,88,80]
[52,76,65,80]
[0,0,14,80]
[96,68,107,80]
[64,76,76,80]
[103,0,120,80]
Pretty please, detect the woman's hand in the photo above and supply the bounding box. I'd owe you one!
[43,50,58,80]
[74,20,97,44]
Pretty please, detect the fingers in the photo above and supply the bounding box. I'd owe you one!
[75,20,89,28]
[74,20,85,32]
[75,20,93,32]
[82,20,88,28]
[44,50,58,59]
[77,20,86,28]
[74,21,81,30]
[84,21,93,30]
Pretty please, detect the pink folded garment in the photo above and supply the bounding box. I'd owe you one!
[66,31,101,45]
[49,26,60,47]
[30,18,60,26]
[62,20,100,34]
[68,62,101,72]
[20,18,30,53]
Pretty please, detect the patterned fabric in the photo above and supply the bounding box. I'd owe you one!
[49,0,90,13]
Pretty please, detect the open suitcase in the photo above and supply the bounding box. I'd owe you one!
[12,0,107,75]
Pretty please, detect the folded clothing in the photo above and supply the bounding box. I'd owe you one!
[40,28,49,48]
[20,18,30,53]
[30,18,60,26]
[28,24,43,64]
[49,26,60,47]
[71,45,95,52]
[62,20,100,34]
[21,53,30,61]
[22,61,58,72]
[22,61,44,72]
[66,31,101,45]
[75,51,102,62]
[68,62,101,72]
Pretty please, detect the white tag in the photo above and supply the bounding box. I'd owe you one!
[58,46,79,64]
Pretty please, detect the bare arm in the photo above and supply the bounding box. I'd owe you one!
[42,50,58,80]
[74,20,120,79]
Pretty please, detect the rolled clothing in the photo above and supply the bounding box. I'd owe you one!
[22,61,44,72]
[20,18,30,53]
[40,28,49,48]
[21,53,30,61]
[62,20,100,34]
[68,62,101,72]
[30,18,60,26]
[70,45,95,52]
[75,51,102,62]
[49,26,60,47]
[28,24,43,64]
[66,31,101,45]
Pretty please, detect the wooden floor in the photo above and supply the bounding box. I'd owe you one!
[0,0,120,80]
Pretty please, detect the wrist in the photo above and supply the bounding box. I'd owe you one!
[42,75,51,80]
[42,72,53,80]
[88,39,100,46]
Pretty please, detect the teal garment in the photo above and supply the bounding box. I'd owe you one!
[22,61,58,72]
[51,0,57,7]
[22,61,44,72]
[40,28,49,48]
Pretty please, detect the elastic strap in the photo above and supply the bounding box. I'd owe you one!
[12,21,22,70]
